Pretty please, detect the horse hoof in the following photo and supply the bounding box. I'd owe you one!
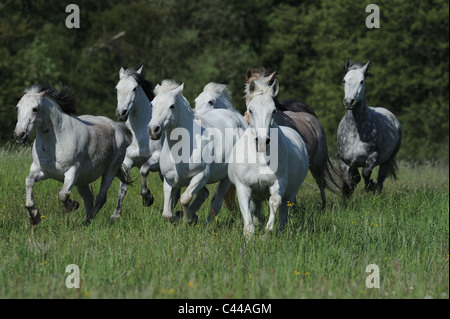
[81,218,92,226]
[110,214,121,222]
[66,200,80,212]
[29,213,42,226]
[171,211,184,224]
[142,192,154,207]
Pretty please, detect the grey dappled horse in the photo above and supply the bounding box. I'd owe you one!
[338,59,402,197]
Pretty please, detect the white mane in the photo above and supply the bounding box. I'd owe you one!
[153,79,181,96]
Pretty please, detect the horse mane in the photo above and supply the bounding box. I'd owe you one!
[203,82,232,101]
[123,66,155,101]
[24,84,77,114]
[153,79,181,95]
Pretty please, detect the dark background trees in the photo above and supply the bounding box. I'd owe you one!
[0,0,448,161]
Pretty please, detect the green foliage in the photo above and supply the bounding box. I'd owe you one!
[0,0,448,161]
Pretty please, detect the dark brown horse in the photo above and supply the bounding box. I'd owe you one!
[245,68,342,209]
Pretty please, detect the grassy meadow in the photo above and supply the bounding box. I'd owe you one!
[0,145,448,299]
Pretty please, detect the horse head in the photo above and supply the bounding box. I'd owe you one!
[246,78,279,153]
[115,65,145,121]
[14,89,46,143]
[148,80,185,140]
[342,59,371,110]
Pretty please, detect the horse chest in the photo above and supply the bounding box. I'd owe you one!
[338,118,377,165]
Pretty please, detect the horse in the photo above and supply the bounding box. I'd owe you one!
[147,80,246,224]
[13,84,132,226]
[245,68,342,209]
[228,77,309,236]
[245,67,318,117]
[338,59,402,196]
[194,82,248,129]
[110,65,164,220]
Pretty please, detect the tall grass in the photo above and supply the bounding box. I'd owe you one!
[0,145,448,299]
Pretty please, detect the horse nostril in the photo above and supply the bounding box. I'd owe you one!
[121,110,128,116]
[350,99,355,105]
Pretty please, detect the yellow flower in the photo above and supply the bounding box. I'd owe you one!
[294,270,300,276]
[169,289,175,294]
[40,215,45,219]
[188,282,194,288]
[304,272,310,276]
[83,291,91,297]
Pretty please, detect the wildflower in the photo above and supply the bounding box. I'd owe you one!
[187,282,194,288]
[304,272,310,276]
[83,291,91,297]
[294,270,300,276]
[169,289,175,294]
[40,215,45,219]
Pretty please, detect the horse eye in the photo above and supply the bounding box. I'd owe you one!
[32,107,39,113]
[360,80,364,84]
[249,110,252,114]
[133,87,137,92]
[169,104,175,109]
[272,109,276,114]
[208,100,214,105]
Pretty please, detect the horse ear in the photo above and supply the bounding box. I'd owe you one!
[361,61,372,78]
[136,64,144,74]
[38,91,46,99]
[246,69,253,82]
[271,79,279,97]
[119,67,126,79]
[263,71,277,84]
[173,83,184,96]
[343,58,353,72]
[248,79,256,94]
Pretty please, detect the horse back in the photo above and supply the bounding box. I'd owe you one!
[277,99,318,118]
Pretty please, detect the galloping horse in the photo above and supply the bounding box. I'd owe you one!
[148,80,246,224]
[111,65,164,220]
[338,59,402,196]
[14,84,132,225]
[245,68,342,209]
[228,77,309,236]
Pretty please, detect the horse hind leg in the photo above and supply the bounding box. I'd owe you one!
[207,178,231,222]
[362,153,378,193]
[375,157,397,193]
[83,171,116,225]
[59,166,80,213]
[77,185,94,223]
[340,161,360,198]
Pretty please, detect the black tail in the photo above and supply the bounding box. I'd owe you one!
[388,158,399,180]
[324,157,344,195]
[116,164,133,185]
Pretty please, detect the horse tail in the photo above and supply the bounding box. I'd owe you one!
[116,163,133,186]
[224,184,237,211]
[324,157,344,194]
[388,158,399,180]
[117,123,133,147]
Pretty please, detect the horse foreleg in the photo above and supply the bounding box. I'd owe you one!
[235,183,254,237]
[340,160,360,198]
[207,178,231,222]
[25,163,47,225]
[180,171,208,224]
[59,166,80,213]
[139,160,156,207]
[162,179,179,221]
[362,152,378,193]
[266,182,283,232]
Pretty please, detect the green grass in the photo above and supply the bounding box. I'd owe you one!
[0,145,448,299]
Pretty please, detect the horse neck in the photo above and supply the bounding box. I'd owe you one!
[128,88,152,136]
[36,98,72,139]
[165,95,196,146]
[347,96,368,124]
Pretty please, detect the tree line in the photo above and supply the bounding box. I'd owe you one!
[0,0,448,161]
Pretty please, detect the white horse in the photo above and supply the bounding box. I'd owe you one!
[194,82,248,129]
[148,80,246,224]
[110,65,164,220]
[228,78,309,236]
[14,84,132,225]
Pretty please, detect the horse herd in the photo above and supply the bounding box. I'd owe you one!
[13,59,402,236]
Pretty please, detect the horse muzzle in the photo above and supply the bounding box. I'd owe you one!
[343,98,355,110]
[14,128,29,144]
[148,124,162,140]
[255,136,270,153]
[116,108,129,121]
